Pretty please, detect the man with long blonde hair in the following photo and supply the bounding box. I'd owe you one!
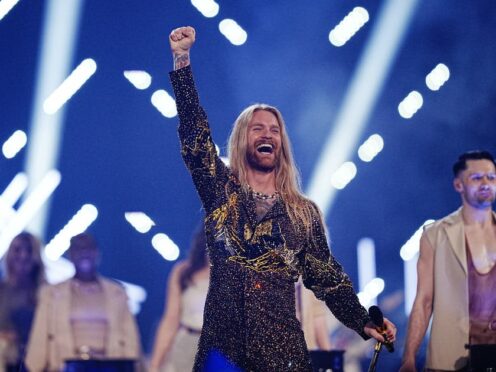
[168,26,396,371]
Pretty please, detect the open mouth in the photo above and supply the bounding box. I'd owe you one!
[256,143,273,154]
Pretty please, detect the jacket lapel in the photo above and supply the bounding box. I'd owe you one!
[443,208,467,275]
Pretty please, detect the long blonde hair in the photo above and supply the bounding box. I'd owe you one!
[5,232,45,287]
[227,104,319,236]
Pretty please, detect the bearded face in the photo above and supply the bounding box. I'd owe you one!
[245,110,282,173]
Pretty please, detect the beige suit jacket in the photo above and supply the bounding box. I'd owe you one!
[25,277,141,372]
[424,208,496,370]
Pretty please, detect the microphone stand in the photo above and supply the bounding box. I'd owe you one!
[368,340,383,372]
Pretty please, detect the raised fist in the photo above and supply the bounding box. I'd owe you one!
[169,26,196,56]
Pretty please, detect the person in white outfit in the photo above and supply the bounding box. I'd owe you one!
[150,224,209,372]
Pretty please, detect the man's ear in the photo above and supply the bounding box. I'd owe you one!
[453,178,463,193]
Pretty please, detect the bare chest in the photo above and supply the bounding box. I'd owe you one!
[465,225,496,274]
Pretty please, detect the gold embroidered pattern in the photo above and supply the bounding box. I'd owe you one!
[250,220,273,244]
[228,250,288,273]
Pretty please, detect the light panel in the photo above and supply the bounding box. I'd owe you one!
[191,0,219,18]
[45,204,99,261]
[426,63,450,91]
[43,58,97,114]
[0,170,61,258]
[398,90,423,119]
[329,7,369,47]
[151,89,177,118]
[151,233,180,261]
[358,134,384,162]
[0,0,20,21]
[125,212,155,234]
[123,70,152,90]
[2,130,27,159]
[219,19,247,46]
[330,161,357,190]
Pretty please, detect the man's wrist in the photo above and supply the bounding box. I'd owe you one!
[173,52,190,70]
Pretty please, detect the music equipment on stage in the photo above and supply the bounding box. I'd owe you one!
[465,344,496,372]
[64,359,136,372]
[310,350,345,372]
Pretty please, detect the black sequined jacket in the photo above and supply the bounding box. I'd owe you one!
[170,66,370,372]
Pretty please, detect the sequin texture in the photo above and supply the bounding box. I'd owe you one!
[170,66,370,372]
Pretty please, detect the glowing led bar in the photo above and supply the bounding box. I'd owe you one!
[0,173,28,207]
[358,277,385,307]
[151,90,177,118]
[358,134,384,162]
[2,130,27,159]
[329,7,369,47]
[0,0,20,20]
[398,90,423,119]
[0,173,28,233]
[123,70,152,90]
[152,233,180,261]
[124,212,155,233]
[45,204,99,260]
[218,19,247,46]
[0,170,61,258]
[43,58,97,114]
[425,63,450,91]
[330,161,357,190]
[191,0,219,18]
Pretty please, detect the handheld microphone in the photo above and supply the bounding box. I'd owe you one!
[368,305,394,353]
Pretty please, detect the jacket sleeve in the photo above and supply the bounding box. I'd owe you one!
[169,66,231,214]
[301,205,370,339]
[25,285,50,372]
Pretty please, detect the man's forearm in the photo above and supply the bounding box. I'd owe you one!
[403,305,431,361]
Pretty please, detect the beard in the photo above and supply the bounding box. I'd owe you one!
[475,194,495,206]
[468,189,496,208]
[246,147,279,173]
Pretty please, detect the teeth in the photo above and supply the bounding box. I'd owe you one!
[257,144,273,150]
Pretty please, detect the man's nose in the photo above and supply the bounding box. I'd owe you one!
[261,128,271,137]
[480,176,490,187]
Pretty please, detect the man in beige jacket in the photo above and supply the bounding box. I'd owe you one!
[25,233,141,372]
[401,150,496,371]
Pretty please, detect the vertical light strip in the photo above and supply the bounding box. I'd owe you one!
[306,0,419,215]
[23,0,84,238]
[357,238,376,290]
[404,253,418,315]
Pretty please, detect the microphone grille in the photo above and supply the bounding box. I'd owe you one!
[368,305,384,327]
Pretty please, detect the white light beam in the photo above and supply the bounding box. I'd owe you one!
[306,0,419,216]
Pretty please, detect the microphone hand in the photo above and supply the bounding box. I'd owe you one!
[368,306,396,353]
